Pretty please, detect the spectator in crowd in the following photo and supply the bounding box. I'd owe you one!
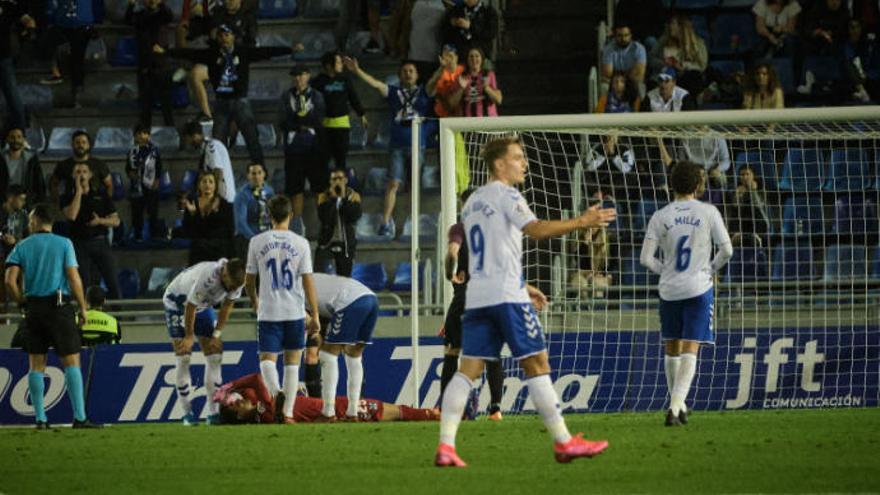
[336,0,387,55]
[641,67,694,199]
[601,22,647,91]
[427,44,465,117]
[50,130,113,198]
[60,162,121,299]
[38,0,99,106]
[742,63,785,108]
[850,0,880,35]
[125,0,175,127]
[588,73,639,205]
[209,0,257,46]
[461,47,502,117]
[233,163,273,258]
[315,169,362,277]
[181,120,236,202]
[613,2,667,50]
[160,25,299,165]
[183,170,235,265]
[280,64,325,234]
[1,127,46,203]
[801,0,849,57]
[312,51,367,174]
[126,123,162,242]
[389,0,449,82]
[753,0,801,58]
[726,165,771,247]
[843,18,880,102]
[641,67,696,112]
[648,14,708,96]
[345,57,431,238]
[595,71,641,113]
[0,2,35,129]
[176,0,220,124]
[0,185,28,305]
[673,136,731,204]
[442,0,499,59]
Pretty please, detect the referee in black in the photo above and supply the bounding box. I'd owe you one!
[5,204,101,428]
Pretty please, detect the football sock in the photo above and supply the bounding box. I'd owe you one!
[344,355,363,417]
[671,353,697,414]
[486,360,504,406]
[204,354,223,416]
[664,355,681,400]
[439,372,472,447]
[526,374,572,444]
[63,366,87,422]
[304,363,322,397]
[260,360,281,396]
[282,365,299,418]
[439,355,459,397]
[399,405,434,421]
[28,371,47,423]
[319,351,339,417]
[175,354,193,415]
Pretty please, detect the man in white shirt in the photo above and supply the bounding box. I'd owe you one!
[182,120,237,202]
[312,272,379,422]
[640,160,733,426]
[245,195,319,424]
[435,136,616,468]
[164,257,246,425]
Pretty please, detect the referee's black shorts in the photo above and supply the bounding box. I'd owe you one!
[24,298,81,356]
[443,288,466,349]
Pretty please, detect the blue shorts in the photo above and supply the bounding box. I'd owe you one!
[258,319,306,353]
[461,302,546,361]
[659,288,715,343]
[325,295,379,345]
[165,295,217,339]
[387,147,425,185]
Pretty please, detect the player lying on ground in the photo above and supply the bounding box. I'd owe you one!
[639,160,733,427]
[213,373,439,423]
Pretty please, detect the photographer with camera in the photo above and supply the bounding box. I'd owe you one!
[315,170,361,277]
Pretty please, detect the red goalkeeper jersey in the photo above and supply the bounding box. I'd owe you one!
[293,397,385,422]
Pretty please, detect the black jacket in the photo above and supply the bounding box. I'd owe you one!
[442,1,498,57]
[317,190,361,257]
[279,86,326,152]
[125,2,173,70]
[0,148,47,203]
[311,73,366,119]
[167,45,292,99]
[183,198,235,265]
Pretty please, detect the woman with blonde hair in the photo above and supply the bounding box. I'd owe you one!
[649,14,708,95]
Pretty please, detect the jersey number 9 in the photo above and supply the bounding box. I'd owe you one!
[469,225,485,272]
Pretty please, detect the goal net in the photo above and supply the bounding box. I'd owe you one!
[436,107,880,415]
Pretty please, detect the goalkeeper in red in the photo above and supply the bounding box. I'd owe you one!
[639,161,733,426]
[435,136,616,467]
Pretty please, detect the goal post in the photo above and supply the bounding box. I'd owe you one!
[434,106,880,415]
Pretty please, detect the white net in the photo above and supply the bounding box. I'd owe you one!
[440,112,880,414]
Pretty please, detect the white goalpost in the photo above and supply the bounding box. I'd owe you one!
[424,106,880,415]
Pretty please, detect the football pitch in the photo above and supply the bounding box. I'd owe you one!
[1,408,878,494]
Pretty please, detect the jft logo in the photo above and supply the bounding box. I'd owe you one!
[726,338,825,409]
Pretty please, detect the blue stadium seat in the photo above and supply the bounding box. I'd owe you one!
[300,0,340,17]
[831,194,878,237]
[25,127,46,153]
[734,150,777,190]
[620,251,659,287]
[708,60,744,78]
[47,127,85,155]
[355,213,388,242]
[771,243,815,280]
[399,214,438,242]
[725,246,769,282]
[781,195,824,236]
[259,0,297,18]
[17,85,53,112]
[768,57,795,94]
[779,148,823,191]
[294,32,336,61]
[390,262,427,292]
[180,169,199,193]
[363,167,387,196]
[823,149,873,192]
[110,37,138,66]
[117,268,141,299]
[351,262,388,291]
[690,15,710,42]
[171,82,190,108]
[158,170,173,200]
[710,14,758,56]
[422,165,440,190]
[247,78,282,101]
[151,126,180,151]
[371,118,391,149]
[803,56,842,85]
[346,167,359,192]
[235,124,277,150]
[823,244,868,281]
[95,127,133,153]
[674,0,718,9]
[632,199,662,232]
[271,167,286,194]
[110,172,126,201]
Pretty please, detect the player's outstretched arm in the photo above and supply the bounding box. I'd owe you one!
[522,204,616,241]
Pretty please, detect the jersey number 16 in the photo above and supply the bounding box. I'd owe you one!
[266,258,294,290]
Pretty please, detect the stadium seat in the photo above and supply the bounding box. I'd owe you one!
[725,246,769,282]
[823,149,873,192]
[690,15,710,42]
[389,262,428,292]
[779,148,823,191]
[17,85,53,112]
[422,165,440,190]
[346,167,359,192]
[823,244,868,281]
[294,32,336,61]
[300,0,341,17]
[344,31,373,54]
[157,170,173,200]
[632,199,662,232]
[47,127,85,155]
[235,123,277,150]
[258,0,297,18]
[110,37,138,66]
[94,127,134,153]
[150,126,180,151]
[771,243,815,280]
[768,57,795,95]
[363,167,387,196]
[171,82,190,108]
[399,214,438,242]
[351,262,388,291]
[708,60,744,78]
[117,268,141,299]
[247,78,282,101]
[831,194,878,238]
[349,115,368,150]
[371,118,391,149]
[802,56,841,85]
[180,169,199,193]
[734,150,777,190]
[620,252,659,294]
[674,0,718,9]
[710,14,758,56]
[355,213,387,242]
[781,195,824,236]
[25,127,46,152]
[110,172,126,201]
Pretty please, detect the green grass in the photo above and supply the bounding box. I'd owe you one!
[2,409,879,494]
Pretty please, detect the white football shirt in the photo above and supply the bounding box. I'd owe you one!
[202,138,236,202]
[460,181,537,309]
[163,258,242,311]
[312,273,374,318]
[246,229,312,321]
[644,199,732,301]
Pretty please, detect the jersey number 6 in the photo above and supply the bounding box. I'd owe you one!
[675,235,692,272]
